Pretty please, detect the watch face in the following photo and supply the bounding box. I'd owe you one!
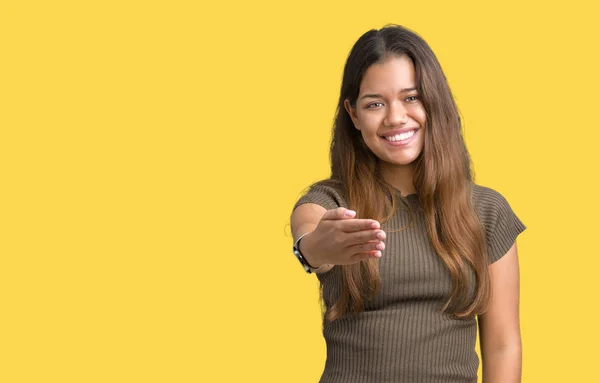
[293,247,313,273]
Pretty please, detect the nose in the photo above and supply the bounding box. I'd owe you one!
[384,100,409,127]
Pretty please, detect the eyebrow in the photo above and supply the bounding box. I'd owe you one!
[358,87,418,101]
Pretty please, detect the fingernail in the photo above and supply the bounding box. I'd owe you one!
[371,221,380,229]
[376,231,386,240]
[344,209,356,217]
[374,251,382,257]
[376,243,385,250]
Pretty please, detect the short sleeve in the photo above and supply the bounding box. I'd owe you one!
[293,181,348,213]
[473,185,527,264]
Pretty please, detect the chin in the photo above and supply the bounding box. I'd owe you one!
[380,153,421,167]
[389,159,419,167]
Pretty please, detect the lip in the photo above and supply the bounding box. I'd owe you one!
[379,127,420,138]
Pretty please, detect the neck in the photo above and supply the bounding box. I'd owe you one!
[380,163,416,196]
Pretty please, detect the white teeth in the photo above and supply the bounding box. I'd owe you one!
[385,130,415,141]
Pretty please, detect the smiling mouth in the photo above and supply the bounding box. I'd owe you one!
[383,130,416,142]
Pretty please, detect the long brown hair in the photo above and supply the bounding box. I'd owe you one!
[317,24,490,322]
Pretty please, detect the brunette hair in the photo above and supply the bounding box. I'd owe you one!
[317,24,490,322]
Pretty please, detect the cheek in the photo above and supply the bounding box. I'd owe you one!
[414,106,427,125]
[357,113,381,132]
[359,131,378,151]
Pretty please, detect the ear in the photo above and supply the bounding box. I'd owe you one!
[344,99,360,130]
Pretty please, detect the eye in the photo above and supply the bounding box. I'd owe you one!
[405,95,420,103]
[366,102,384,109]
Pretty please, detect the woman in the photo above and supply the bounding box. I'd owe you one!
[290,25,526,383]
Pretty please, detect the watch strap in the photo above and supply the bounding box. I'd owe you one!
[293,233,324,274]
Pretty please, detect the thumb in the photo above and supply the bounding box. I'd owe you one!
[322,207,356,221]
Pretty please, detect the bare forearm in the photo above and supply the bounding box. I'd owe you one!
[482,345,522,383]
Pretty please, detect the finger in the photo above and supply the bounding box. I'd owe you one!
[321,207,356,221]
[339,218,381,233]
[349,241,385,254]
[345,229,386,246]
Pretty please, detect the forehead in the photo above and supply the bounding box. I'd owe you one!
[359,56,416,94]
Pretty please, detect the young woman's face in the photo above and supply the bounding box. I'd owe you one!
[345,55,426,170]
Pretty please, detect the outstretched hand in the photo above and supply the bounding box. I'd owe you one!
[301,207,386,266]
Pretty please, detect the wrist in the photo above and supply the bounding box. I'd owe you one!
[298,232,328,268]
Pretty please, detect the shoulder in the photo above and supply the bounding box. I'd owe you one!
[471,184,527,263]
[471,184,512,216]
[471,183,519,229]
[293,179,349,212]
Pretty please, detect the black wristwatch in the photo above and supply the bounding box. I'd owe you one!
[293,233,322,274]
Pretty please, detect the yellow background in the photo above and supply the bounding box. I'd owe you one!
[1,0,599,382]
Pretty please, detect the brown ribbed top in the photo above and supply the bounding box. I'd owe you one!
[293,183,526,383]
